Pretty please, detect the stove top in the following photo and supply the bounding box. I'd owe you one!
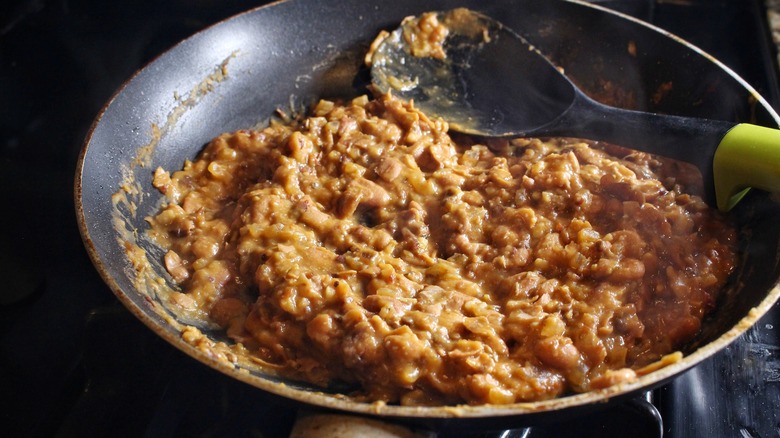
[1,0,779,436]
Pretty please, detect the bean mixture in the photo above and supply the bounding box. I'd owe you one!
[148,93,736,405]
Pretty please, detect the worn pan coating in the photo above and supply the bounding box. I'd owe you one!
[75,0,780,431]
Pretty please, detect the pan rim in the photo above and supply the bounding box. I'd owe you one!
[73,0,780,422]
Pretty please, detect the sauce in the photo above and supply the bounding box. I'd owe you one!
[148,93,736,405]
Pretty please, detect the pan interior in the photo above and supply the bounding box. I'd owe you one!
[76,0,780,423]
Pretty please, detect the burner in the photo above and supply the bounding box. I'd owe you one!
[657,305,780,437]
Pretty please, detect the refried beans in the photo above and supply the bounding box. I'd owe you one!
[147,93,736,406]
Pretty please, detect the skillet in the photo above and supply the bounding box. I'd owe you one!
[75,0,780,431]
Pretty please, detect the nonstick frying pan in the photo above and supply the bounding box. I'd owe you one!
[75,0,780,431]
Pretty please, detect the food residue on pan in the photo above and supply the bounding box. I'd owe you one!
[652,81,675,106]
[627,40,637,57]
[398,8,490,61]
[110,51,240,328]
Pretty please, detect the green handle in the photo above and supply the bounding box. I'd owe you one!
[714,123,780,211]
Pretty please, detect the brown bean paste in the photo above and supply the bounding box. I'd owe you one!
[148,91,736,405]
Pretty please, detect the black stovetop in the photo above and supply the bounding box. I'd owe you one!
[1,0,779,436]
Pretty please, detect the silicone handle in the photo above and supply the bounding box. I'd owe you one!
[713,123,780,211]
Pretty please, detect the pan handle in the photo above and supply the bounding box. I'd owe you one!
[714,123,780,211]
